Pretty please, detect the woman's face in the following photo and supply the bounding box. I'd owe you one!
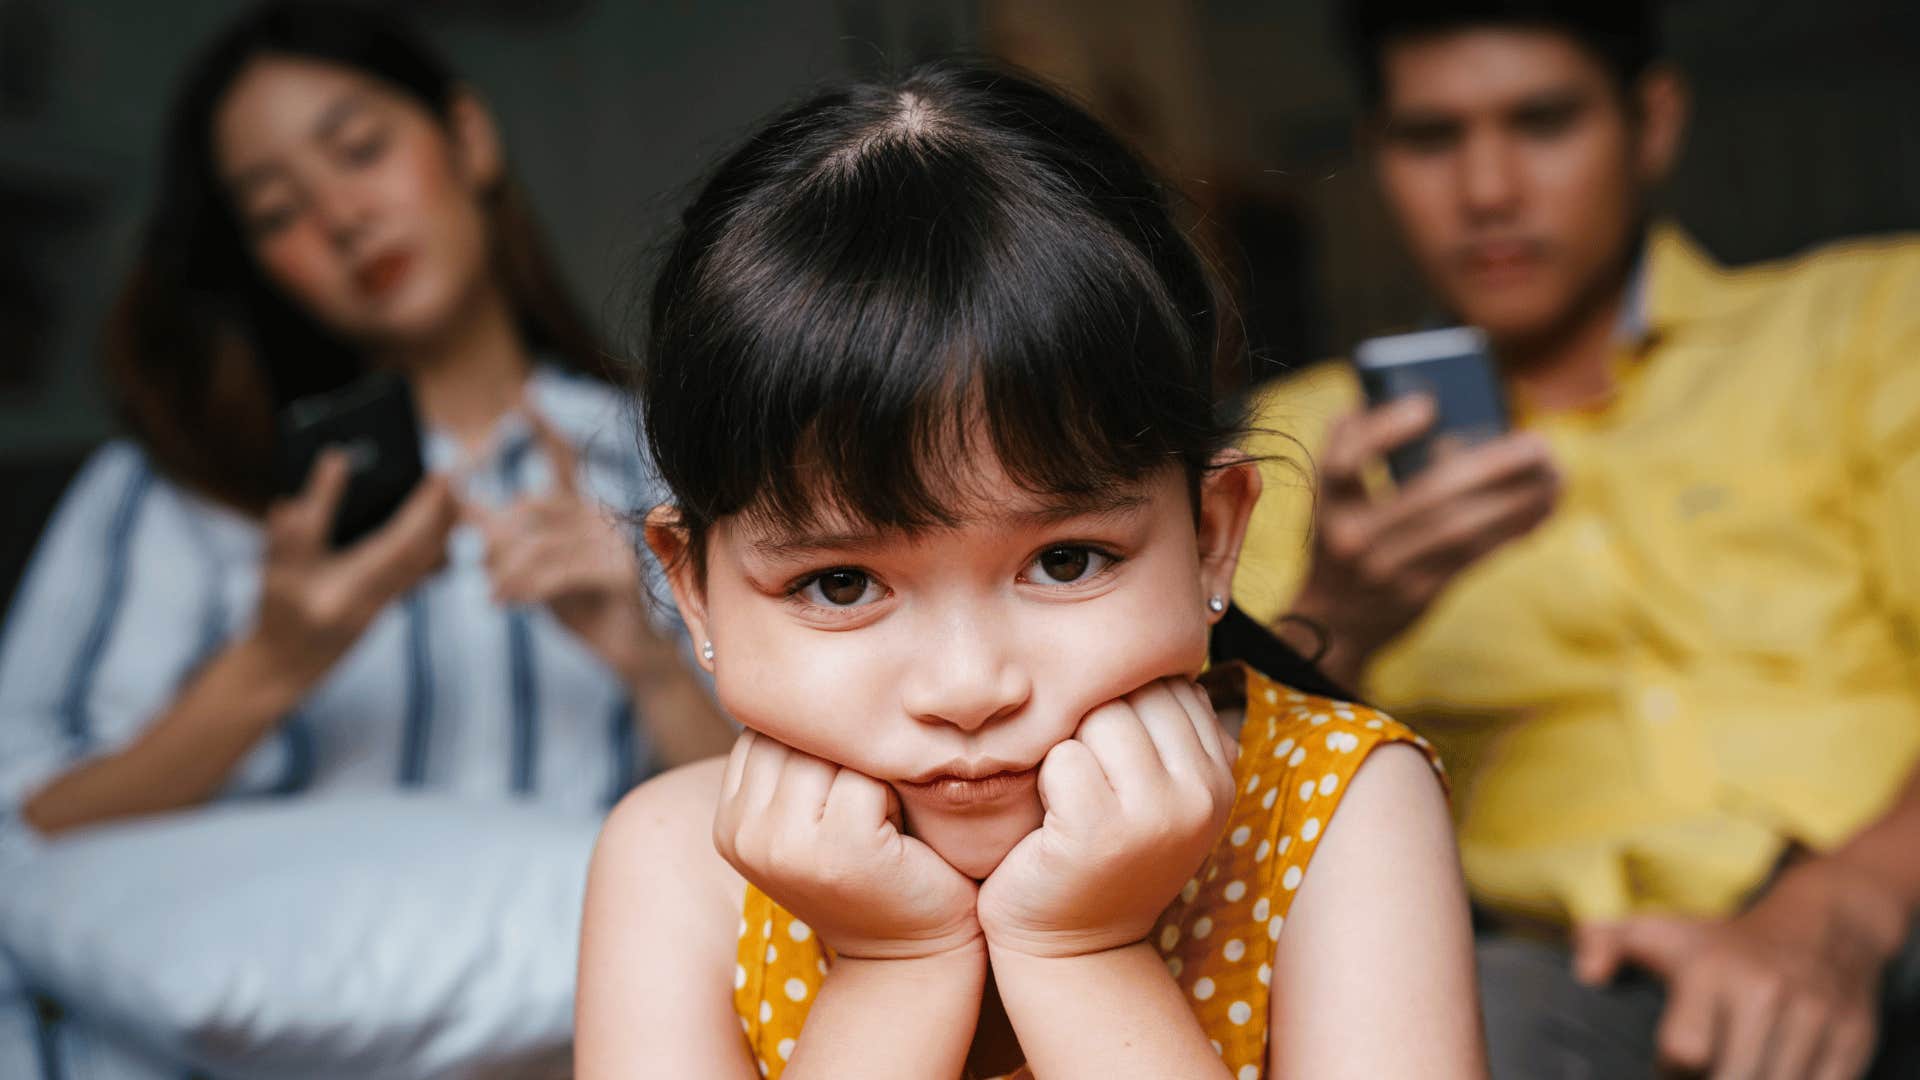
[214,55,498,348]
[659,457,1259,879]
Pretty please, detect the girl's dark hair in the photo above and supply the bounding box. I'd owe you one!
[641,60,1241,566]
[104,0,603,512]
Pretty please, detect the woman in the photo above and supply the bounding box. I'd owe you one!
[0,0,730,842]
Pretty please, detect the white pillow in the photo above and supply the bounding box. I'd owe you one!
[0,795,597,1079]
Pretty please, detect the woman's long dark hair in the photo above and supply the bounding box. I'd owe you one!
[640,60,1244,569]
[104,0,603,513]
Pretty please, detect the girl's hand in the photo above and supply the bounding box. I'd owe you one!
[713,731,983,961]
[256,449,460,689]
[976,677,1235,959]
[475,404,677,682]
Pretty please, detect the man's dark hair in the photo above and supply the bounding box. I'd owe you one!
[1341,0,1660,107]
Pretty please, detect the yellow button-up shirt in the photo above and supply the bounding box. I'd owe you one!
[1234,225,1920,923]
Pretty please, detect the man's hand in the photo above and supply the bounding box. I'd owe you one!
[1574,857,1909,1079]
[1284,396,1559,687]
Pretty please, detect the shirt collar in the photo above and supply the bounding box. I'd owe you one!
[1640,221,1733,340]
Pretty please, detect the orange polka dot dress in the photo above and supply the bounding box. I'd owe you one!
[731,664,1443,1079]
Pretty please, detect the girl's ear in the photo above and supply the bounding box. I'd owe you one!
[445,85,505,192]
[1196,454,1262,623]
[644,506,713,671]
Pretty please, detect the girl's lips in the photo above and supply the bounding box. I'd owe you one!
[896,766,1039,809]
[354,250,414,297]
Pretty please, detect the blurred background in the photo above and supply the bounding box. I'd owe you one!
[0,2,1916,1077]
[4,0,1918,610]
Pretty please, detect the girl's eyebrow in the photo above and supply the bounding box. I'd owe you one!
[311,90,374,142]
[228,92,372,196]
[746,490,1149,560]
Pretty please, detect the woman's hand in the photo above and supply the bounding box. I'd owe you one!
[255,448,459,689]
[474,405,676,683]
[713,731,983,961]
[976,677,1236,959]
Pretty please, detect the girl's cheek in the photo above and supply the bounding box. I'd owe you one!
[709,625,884,764]
[1052,566,1212,701]
[258,228,345,317]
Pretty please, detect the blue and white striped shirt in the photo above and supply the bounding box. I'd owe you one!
[0,366,679,843]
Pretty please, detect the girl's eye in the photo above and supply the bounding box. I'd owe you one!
[246,202,300,237]
[345,133,385,165]
[343,131,388,166]
[1029,545,1112,585]
[798,568,878,608]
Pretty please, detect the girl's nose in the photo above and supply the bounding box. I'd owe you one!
[897,609,1032,731]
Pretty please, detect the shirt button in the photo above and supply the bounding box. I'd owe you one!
[1639,684,1678,724]
[1576,517,1609,555]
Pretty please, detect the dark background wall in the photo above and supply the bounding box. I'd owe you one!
[2,0,1916,606]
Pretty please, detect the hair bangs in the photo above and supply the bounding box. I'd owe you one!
[640,61,1239,562]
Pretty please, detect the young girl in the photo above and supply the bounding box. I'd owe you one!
[577,61,1483,1078]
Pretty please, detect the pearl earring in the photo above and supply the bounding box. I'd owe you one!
[701,640,715,663]
[1207,595,1226,614]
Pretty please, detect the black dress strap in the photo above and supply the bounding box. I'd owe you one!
[1206,603,1358,704]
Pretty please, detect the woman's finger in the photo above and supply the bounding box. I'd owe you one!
[339,473,460,596]
[523,397,580,498]
[489,535,576,603]
[284,448,352,550]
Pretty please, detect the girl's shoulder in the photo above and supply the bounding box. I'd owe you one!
[1146,668,1452,1075]
[1157,663,1444,952]
[1231,665,1441,792]
[592,755,745,933]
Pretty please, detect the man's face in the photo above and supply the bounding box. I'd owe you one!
[1371,29,1652,347]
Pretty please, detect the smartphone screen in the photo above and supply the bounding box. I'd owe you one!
[1352,327,1509,482]
[275,372,426,549]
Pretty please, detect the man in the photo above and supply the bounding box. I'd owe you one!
[1234,2,1920,1075]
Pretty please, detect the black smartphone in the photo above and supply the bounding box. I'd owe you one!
[1352,327,1509,483]
[275,372,426,549]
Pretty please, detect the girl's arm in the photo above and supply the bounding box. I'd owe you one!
[990,942,1232,1078]
[575,754,988,1079]
[1268,744,1486,1077]
[979,679,1239,1079]
[780,947,986,1079]
[577,758,758,1078]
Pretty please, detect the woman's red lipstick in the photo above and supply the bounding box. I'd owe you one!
[354,250,413,297]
